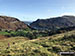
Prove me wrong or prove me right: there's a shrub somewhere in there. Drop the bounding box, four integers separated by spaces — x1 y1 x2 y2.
16 31 26 36
41 44 50 47
61 34 75 41
40 53 48 56
52 47 61 53
26 32 35 39
33 49 40 53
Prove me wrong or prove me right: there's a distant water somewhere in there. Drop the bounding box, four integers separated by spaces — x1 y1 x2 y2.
23 21 32 26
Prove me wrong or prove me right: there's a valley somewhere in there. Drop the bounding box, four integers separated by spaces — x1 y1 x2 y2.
0 15 75 56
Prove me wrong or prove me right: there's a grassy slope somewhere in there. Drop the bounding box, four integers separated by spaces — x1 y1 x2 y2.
0 31 9 35
0 30 75 56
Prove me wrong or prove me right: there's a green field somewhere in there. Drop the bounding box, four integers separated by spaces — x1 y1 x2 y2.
0 31 9 35
0 30 75 56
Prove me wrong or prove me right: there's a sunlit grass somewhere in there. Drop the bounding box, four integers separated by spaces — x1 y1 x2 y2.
0 30 75 56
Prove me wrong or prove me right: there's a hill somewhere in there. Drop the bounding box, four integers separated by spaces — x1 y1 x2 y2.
0 16 28 31
30 15 75 30
0 30 75 56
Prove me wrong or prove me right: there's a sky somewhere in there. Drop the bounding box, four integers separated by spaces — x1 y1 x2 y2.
0 0 75 21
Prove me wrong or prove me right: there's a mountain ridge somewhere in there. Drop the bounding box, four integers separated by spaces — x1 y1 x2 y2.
30 15 75 30
0 16 28 30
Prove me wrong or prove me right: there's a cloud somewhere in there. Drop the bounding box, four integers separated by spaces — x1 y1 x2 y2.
59 12 75 16
61 6 65 10
48 9 51 12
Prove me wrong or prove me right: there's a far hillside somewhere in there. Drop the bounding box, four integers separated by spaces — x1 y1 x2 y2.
0 16 28 31
30 15 75 30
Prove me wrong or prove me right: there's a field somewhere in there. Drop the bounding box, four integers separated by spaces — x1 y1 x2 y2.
0 30 75 56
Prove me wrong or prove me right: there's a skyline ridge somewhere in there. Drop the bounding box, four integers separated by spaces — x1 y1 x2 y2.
0 0 75 21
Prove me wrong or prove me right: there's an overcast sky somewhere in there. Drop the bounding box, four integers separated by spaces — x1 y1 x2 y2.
0 0 75 21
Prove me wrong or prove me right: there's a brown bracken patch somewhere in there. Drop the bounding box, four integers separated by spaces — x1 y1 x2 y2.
0 35 8 40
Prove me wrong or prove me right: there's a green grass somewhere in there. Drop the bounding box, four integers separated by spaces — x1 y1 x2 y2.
0 31 9 35
0 30 75 56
